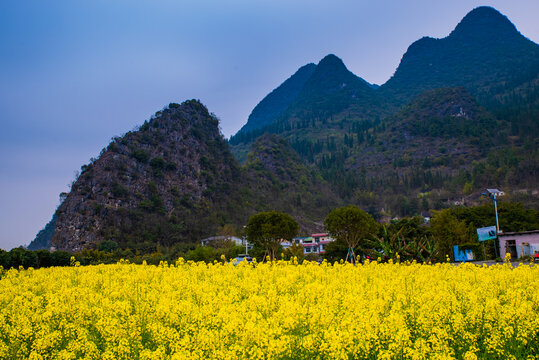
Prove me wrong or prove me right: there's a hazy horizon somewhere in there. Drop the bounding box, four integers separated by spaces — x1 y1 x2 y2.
1 0 538 250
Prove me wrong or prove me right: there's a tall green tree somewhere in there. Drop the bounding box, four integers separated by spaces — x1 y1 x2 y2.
430 209 474 260
245 211 299 260
324 205 379 263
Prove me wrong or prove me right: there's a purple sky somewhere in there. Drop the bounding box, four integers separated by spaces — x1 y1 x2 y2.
1 0 538 250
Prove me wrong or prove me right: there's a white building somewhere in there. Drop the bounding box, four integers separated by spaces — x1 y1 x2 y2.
498 230 539 259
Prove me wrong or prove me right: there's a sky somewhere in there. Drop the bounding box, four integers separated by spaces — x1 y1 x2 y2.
1 0 538 250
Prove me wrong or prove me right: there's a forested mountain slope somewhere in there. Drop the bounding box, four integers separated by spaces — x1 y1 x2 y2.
229 6 539 217
32 7 538 252
237 63 316 135
381 6 539 108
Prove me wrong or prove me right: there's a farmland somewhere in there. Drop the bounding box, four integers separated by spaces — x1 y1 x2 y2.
1 259 538 359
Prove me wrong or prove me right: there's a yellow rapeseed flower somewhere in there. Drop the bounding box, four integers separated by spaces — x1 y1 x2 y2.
0 260 537 359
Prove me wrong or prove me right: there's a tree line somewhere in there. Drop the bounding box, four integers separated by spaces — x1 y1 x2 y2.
3 202 538 271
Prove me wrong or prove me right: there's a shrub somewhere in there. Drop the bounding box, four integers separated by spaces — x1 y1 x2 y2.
98 240 119 253
36 250 52 268
111 182 129 198
50 251 72 267
131 149 150 163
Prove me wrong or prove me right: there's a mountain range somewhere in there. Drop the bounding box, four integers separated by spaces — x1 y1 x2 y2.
229 5 538 214
30 6 539 252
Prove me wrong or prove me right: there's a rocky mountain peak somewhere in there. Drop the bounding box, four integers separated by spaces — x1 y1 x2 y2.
235 63 316 136
51 100 242 252
316 54 346 70
449 6 519 40
308 54 371 89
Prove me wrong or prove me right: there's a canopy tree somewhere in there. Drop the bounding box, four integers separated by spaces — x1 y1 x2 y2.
245 211 299 260
430 209 474 261
324 205 379 263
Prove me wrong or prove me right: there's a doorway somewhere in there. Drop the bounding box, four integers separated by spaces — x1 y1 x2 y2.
505 240 518 259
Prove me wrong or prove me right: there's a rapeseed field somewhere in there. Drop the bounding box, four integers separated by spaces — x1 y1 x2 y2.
0 259 537 359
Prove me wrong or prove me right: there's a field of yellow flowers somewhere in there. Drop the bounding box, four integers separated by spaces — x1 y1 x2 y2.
0 259 538 360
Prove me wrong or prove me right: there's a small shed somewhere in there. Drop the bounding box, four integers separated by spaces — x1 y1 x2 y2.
498 230 539 259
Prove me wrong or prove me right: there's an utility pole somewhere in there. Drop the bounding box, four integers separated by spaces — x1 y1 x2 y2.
481 189 505 259
494 192 500 235
243 225 248 256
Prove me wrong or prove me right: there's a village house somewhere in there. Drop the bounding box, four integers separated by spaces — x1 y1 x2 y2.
497 230 539 259
293 233 336 255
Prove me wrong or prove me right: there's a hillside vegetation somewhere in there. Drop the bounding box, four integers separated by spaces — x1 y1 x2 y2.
30 6 539 252
229 6 539 217
42 101 338 252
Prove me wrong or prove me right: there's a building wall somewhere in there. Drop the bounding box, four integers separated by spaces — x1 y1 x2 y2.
498 233 539 259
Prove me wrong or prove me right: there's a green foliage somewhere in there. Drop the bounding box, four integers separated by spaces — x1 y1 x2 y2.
5 247 38 268
98 240 119 253
430 209 475 261
399 88 501 148
388 216 431 241
244 134 342 225
0 248 72 269
0 242 238 269
184 244 243 263
366 222 439 263
245 211 299 260
131 149 150 163
283 243 304 261
472 146 539 193
184 246 219 262
447 202 539 233
324 205 379 261
150 157 166 177
139 120 150 132
35 249 52 267
323 238 349 263
323 215 439 263
111 182 129 198
282 54 378 124
50 251 72 266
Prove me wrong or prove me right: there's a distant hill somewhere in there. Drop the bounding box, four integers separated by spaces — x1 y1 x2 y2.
281 54 378 121
230 54 385 147
231 6 538 146
27 214 57 250
33 6 539 252
381 6 539 104
228 6 539 217
46 101 339 252
244 134 342 233
397 87 501 145
52 100 247 252
236 63 316 135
